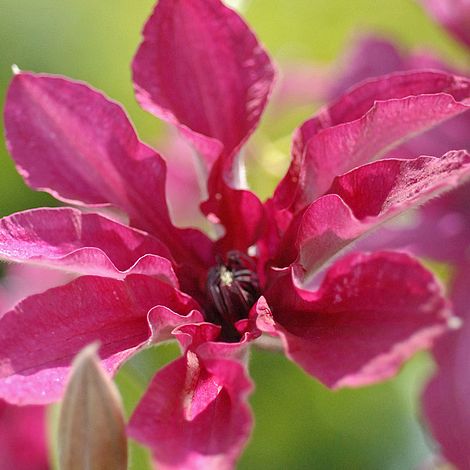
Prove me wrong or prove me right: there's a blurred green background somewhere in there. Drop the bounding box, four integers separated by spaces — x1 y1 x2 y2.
1 0 465 468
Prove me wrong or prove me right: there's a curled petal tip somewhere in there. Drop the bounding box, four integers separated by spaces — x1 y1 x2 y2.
11 64 20 75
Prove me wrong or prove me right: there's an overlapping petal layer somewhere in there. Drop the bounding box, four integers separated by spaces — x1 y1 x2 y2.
274 152 470 279
0 207 177 284
0 275 198 404
259 252 451 389
274 71 470 211
129 349 252 470
4 72 214 270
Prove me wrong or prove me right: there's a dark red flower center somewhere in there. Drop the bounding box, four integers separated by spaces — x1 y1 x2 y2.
206 251 260 340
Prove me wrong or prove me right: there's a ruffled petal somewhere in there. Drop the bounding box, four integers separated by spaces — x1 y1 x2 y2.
4 71 214 270
0 275 198 404
275 152 470 280
128 353 252 470
132 0 275 165
259 252 452 389
274 71 470 211
0 207 177 284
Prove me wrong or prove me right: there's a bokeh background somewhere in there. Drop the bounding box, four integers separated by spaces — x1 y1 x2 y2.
1 1 467 468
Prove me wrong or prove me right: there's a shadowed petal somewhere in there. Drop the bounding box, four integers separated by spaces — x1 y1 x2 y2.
128 353 252 470
259 252 452 389
422 0 470 49
274 71 470 211
0 400 49 470
201 183 266 252
0 275 198 405
0 207 177 284
422 308 470 470
132 0 275 164
274 152 470 280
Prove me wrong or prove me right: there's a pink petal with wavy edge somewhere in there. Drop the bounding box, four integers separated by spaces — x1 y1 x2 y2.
0 275 198 405
423 313 470 469
4 72 214 270
275 152 470 279
0 207 177 284
259 252 452 389
274 71 470 211
147 306 205 343
173 322 256 363
129 353 252 470
0 400 49 470
328 34 470 158
132 0 275 166
423 0 470 48
330 34 462 96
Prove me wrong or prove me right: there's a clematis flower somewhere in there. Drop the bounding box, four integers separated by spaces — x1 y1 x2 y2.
2 1 470 468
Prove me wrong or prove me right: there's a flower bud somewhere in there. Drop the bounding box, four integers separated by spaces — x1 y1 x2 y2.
58 344 128 470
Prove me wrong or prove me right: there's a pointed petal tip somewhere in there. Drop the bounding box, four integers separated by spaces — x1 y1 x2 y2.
11 64 21 75
71 342 100 367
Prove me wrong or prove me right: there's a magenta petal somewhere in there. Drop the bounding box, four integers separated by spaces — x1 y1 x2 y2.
0 207 177 284
202 184 266 252
276 152 470 277
261 252 452 389
0 401 49 470
147 306 205 343
4 72 214 265
5 72 168 219
423 0 470 49
274 71 470 211
132 0 275 163
129 354 252 470
0 275 198 404
174 322 254 363
422 314 470 469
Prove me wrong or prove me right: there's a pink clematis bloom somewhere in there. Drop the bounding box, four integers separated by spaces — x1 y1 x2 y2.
325 28 470 470
2 1 470 467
